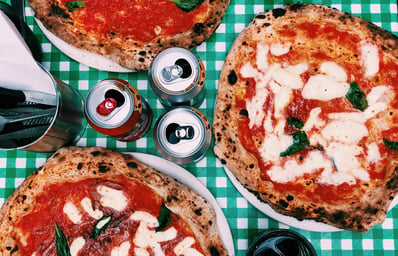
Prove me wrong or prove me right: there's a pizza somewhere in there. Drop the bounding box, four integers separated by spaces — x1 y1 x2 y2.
213 3 398 232
0 147 228 255
27 0 230 71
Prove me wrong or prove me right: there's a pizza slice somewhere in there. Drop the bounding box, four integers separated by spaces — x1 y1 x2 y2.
0 147 228 255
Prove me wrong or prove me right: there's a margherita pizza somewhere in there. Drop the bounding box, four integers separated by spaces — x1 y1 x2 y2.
27 0 230 70
0 147 228 255
213 3 398 232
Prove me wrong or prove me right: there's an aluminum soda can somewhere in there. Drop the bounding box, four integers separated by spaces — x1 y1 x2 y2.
153 106 211 165
84 79 152 142
148 47 206 108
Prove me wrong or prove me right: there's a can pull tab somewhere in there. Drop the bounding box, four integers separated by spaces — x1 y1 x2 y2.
161 58 192 82
166 123 194 144
97 98 117 116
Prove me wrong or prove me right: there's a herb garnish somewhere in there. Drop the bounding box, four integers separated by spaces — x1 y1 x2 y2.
156 203 171 232
383 138 398 150
65 1 85 12
287 117 304 129
54 223 71 256
90 215 113 239
346 82 368 111
280 131 310 157
172 0 204 12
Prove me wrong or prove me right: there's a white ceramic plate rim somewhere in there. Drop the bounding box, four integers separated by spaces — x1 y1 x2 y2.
35 18 134 73
223 163 398 232
128 152 235 255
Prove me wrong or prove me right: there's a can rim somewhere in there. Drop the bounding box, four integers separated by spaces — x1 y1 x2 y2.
153 106 211 165
84 79 134 129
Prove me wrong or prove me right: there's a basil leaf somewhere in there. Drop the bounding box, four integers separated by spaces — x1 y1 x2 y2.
346 82 368 111
54 223 71 256
287 117 304 129
383 138 398 150
156 203 171 232
172 0 204 12
90 215 113 239
65 1 85 12
280 131 310 157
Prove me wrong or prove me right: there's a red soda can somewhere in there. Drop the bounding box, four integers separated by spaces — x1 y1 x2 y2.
84 79 152 142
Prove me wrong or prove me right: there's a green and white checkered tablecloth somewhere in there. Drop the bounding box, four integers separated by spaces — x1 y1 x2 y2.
1 0 398 255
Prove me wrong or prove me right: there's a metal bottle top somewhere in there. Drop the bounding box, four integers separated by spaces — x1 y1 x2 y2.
84 80 134 128
150 48 200 94
154 107 211 164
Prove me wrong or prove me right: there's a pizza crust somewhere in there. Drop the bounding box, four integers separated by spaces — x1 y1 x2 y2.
213 3 398 232
27 0 230 71
0 147 227 255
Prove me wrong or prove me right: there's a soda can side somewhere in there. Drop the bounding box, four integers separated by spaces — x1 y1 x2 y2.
84 78 152 142
153 106 211 165
148 47 206 108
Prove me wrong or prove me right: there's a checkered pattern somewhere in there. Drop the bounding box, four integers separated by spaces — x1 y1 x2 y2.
1 0 398 255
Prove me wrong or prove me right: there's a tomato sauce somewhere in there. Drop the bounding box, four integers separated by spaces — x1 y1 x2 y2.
14 177 202 255
62 0 207 42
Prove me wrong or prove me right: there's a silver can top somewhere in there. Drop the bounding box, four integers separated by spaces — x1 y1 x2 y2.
154 106 211 165
150 47 200 94
84 80 134 128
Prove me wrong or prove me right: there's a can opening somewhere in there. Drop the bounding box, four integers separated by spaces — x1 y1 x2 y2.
166 123 194 144
105 89 125 107
175 58 192 79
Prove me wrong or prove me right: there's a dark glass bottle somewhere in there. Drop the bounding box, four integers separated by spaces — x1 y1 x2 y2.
246 229 317 256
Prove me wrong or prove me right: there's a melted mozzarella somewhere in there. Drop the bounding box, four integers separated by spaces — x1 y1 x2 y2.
134 248 150 256
130 211 177 256
302 75 350 101
97 185 128 211
272 68 304 89
270 42 291 56
240 62 258 78
70 237 85 256
81 197 103 220
303 107 324 131
174 237 204 256
111 241 131 256
246 87 269 128
366 143 381 163
63 202 82 224
321 119 368 144
361 41 379 77
267 151 333 183
256 43 269 71
320 62 347 82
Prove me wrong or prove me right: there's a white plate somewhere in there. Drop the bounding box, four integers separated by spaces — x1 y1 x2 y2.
35 18 133 73
223 164 398 232
128 152 235 255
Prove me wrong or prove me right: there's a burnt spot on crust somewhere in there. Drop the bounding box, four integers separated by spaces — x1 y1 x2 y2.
193 23 205 34
239 109 248 117
98 163 110 173
289 3 305 11
286 195 294 201
91 151 102 157
254 14 266 19
209 246 221 256
279 199 289 208
272 8 287 18
138 51 146 56
167 195 179 203
127 162 138 169
194 208 203 216
77 163 83 170
50 4 70 19
227 70 238 85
